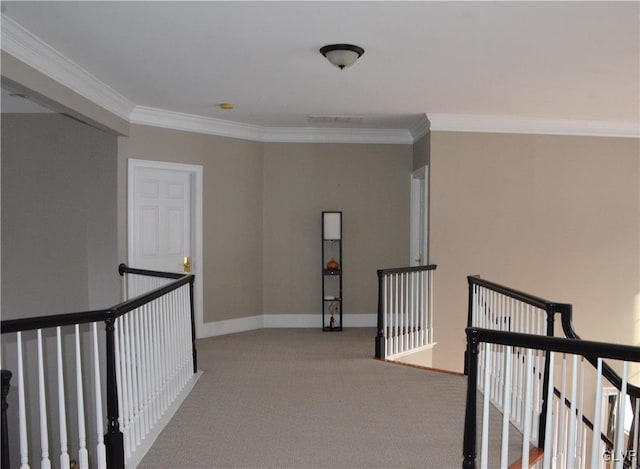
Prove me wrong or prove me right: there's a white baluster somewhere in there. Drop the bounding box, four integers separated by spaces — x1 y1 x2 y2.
556 354 567 466
37 329 52 469
542 351 555 469
165 290 176 406
178 288 185 388
423 271 428 345
420 270 424 346
382 275 388 357
74 325 88 469
115 317 131 459
170 291 177 401
56 327 70 469
590 358 603 469
416 271 422 347
181 287 191 386
521 348 534 468
399 273 405 354
501 346 513 469
632 397 639 468
566 355 579 468
153 298 161 422
411 272 416 349
92 323 107 469
16 332 30 469
614 362 628 469
481 343 492 469
426 270 431 344
143 302 152 428
576 358 585 466
392 274 397 355
134 307 145 439
128 312 141 448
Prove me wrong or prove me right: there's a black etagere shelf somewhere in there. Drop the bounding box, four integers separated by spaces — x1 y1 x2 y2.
322 211 342 331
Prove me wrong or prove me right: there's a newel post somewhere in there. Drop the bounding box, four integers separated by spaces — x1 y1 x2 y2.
1 370 12 469
374 269 385 359
462 328 479 469
104 315 124 468
464 277 479 375
538 304 557 448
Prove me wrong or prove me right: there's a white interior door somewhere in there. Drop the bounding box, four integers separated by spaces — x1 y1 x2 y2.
128 159 203 336
410 166 429 266
131 166 191 273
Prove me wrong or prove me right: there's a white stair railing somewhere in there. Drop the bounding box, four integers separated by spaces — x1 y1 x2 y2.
467 276 570 448
114 275 195 467
375 264 436 360
1 264 197 469
464 328 640 469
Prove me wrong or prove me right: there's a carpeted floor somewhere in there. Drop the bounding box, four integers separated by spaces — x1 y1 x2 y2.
138 328 519 469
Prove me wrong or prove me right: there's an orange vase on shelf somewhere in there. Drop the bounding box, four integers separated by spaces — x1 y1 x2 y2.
326 258 340 270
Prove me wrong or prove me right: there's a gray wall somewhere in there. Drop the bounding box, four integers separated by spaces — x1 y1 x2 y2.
429 131 640 373
1 113 119 318
263 143 413 318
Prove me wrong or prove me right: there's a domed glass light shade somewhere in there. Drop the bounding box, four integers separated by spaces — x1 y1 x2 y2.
320 44 365 70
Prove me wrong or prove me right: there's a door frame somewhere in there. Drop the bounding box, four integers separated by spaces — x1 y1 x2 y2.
410 165 429 266
127 158 204 338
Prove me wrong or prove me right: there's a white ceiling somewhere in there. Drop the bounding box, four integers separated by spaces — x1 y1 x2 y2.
1 1 639 138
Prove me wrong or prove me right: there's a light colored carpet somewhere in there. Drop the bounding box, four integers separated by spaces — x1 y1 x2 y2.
139 328 521 469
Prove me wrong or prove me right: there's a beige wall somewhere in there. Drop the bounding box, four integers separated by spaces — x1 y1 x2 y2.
430 131 640 372
117 124 264 323
1 113 119 318
262 143 413 319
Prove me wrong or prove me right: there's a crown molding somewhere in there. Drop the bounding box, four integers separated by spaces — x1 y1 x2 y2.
1 14 135 120
130 106 268 141
409 114 431 141
262 126 414 144
428 113 639 139
131 106 416 144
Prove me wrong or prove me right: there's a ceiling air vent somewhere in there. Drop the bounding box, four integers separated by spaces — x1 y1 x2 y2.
307 115 365 124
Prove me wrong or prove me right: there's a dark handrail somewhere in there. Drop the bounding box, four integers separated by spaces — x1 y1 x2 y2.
375 264 437 359
463 327 640 469
377 264 437 276
467 275 565 311
118 263 185 280
1 309 111 334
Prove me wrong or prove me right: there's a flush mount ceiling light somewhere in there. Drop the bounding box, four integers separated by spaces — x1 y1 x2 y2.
319 44 365 70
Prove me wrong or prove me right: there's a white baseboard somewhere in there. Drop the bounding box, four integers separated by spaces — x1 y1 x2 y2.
197 313 378 339
197 315 263 338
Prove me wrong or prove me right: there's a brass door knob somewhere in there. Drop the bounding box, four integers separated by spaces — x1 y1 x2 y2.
183 256 192 273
